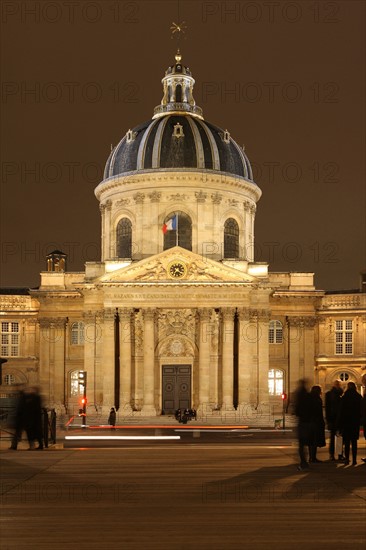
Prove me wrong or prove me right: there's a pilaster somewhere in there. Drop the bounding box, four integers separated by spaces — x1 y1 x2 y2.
221 307 235 409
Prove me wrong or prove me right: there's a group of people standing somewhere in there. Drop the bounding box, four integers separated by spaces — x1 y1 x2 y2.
9 386 44 450
295 379 366 471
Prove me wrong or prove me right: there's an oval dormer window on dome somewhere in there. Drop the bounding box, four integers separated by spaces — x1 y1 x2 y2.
224 218 239 258
116 218 132 258
163 212 192 252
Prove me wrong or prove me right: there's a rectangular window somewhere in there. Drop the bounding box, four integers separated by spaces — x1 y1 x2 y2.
71 322 85 345
269 321 283 344
1 322 20 357
335 320 353 355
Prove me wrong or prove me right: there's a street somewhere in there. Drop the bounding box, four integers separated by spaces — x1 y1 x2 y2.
1 434 365 550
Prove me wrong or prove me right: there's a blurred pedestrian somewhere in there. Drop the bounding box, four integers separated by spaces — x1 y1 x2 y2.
309 385 326 463
108 407 116 429
294 379 313 471
325 379 344 461
23 387 44 450
9 388 26 450
360 392 366 463
339 382 361 465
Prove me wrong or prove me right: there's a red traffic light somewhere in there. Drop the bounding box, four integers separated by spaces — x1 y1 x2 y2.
81 397 87 405
281 393 287 400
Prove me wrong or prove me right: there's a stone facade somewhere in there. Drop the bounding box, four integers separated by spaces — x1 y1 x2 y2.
1 53 365 416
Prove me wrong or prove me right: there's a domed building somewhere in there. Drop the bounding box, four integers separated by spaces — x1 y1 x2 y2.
1 52 365 419
96 51 258 266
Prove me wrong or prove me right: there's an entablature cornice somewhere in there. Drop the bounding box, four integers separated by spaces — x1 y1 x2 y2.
39 317 68 329
271 291 324 299
315 356 366 365
95 170 261 203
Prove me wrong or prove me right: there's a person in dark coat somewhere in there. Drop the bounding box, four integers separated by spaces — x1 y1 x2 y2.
338 382 362 465
108 407 116 429
23 387 44 450
360 392 366 463
9 389 26 450
294 379 313 471
309 385 326 463
325 379 344 461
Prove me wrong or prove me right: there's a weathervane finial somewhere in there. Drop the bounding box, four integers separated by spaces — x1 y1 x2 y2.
170 21 187 42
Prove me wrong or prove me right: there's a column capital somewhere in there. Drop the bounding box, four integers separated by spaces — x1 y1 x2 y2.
221 307 236 321
118 307 134 320
195 191 207 203
148 191 161 203
104 308 116 322
288 315 317 328
197 308 211 321
142 308 155 322
237 307 250 321
133 192 145 204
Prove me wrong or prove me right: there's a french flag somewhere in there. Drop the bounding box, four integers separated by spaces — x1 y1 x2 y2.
162 215 177 234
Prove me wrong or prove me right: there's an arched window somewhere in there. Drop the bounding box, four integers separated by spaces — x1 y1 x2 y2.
175 84 182 102
163 212 192 251
4 373 16 385
71 322 84 345
116 218 132 258
269 320 283 344
70 370 85 397
224 218 239 258
268 369 284 396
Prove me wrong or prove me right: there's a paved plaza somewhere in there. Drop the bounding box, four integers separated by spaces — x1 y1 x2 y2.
1 436 365 550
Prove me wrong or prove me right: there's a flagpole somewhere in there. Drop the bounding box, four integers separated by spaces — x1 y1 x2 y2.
176 212 178 246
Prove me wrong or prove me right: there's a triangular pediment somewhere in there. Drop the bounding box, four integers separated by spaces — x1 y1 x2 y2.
97 247 256 284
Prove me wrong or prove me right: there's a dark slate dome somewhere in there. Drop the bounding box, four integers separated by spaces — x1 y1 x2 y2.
104 116 253 180
103 51 254 182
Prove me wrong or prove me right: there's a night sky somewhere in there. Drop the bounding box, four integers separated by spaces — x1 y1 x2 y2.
1 0 365 291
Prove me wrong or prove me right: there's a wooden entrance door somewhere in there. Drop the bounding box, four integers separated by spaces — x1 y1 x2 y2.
162 365 191 414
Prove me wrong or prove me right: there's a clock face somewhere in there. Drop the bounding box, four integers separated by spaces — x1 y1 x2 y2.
168 261 187 279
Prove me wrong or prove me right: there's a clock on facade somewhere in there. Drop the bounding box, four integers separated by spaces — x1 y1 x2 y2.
167 260 187 279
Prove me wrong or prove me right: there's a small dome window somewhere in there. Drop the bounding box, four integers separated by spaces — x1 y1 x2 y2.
173 123 184 139
223 130 230 143
126 129 136 143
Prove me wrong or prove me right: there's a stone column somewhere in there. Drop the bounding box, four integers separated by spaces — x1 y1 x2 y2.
257 309 270 405
83 310 102 411
39 318 51 407
211 193 223 257
195 191 208 257
249 204 256 262
237 307 252 405
141 308 156 415
303 317 317 382
119 308 133 411
102 308 116 411
244 201 251 261
52 318 66 410
100 200 112 260
148 191 161 256
198 309 211 410
133 193 145 259
209 309 220 408
288 317 303 394
221 307 235 410
360 315 366 361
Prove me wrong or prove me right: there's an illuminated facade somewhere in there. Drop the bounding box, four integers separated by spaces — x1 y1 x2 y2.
1 53 365 416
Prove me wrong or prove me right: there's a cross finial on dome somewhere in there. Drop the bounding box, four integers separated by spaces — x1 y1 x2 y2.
175 49 182 64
